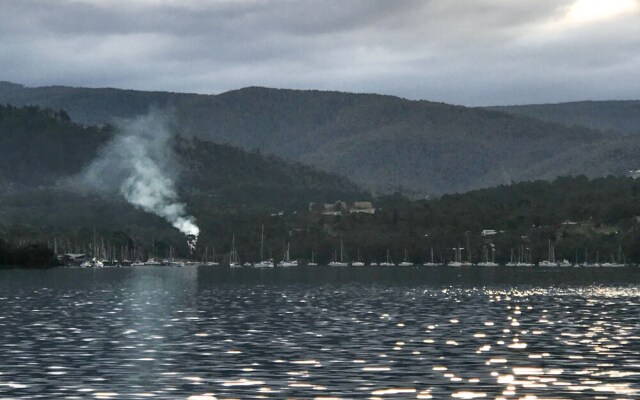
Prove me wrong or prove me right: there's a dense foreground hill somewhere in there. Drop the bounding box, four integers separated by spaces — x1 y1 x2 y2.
3 81 639 196
4 174 640 266
0 105 366 258
0 104 363 205
486 100 640 136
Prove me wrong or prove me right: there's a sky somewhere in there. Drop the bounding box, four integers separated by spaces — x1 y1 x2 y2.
1 0 639 106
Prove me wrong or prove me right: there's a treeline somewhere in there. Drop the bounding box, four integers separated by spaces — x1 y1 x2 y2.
0 104 112 187
186 175 640 265
2 103 640 266
0 240 57 268
4 176 640 265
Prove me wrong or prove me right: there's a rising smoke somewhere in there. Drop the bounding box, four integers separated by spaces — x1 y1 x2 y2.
79 112 199 249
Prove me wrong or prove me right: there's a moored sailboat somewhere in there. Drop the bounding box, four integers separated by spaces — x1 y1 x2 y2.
254 225 274 268
423 247 442 267
328 240 349 267
277 242 298 267
352 248 365 267
398 249 413 267
307 251 318 266
538 240 558 267
447 245 465 267
229 235 242 268
476 245 498 267
380 248 395 267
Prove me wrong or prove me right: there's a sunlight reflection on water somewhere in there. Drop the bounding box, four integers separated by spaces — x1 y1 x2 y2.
0 266 639 398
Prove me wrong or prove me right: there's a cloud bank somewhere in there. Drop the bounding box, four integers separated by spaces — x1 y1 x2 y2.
0 0 639 105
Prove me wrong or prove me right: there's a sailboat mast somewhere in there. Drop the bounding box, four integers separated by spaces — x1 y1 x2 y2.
260 225 264 261
466 232 471 263
231 234 236 263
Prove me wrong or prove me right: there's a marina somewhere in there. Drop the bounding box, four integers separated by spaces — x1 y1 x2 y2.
48 230 636 269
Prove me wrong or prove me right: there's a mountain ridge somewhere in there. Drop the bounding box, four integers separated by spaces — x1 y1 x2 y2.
2 81 639 196
485 100 640 136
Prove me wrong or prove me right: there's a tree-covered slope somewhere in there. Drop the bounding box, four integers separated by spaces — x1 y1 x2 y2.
0 105 111 187
3 82 639 196
485 100 640 136
0 105 365 229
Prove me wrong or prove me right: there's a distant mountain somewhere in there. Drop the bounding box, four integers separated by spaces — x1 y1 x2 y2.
485 100 640 136
2 81 640 195
0 81 200 126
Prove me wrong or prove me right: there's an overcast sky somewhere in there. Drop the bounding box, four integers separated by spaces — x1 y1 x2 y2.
1 0 639 105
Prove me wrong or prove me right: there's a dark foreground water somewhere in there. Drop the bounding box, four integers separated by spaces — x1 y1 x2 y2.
1 266 640 399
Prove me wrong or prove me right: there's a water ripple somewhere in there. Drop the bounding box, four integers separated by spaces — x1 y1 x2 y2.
0 267 639 398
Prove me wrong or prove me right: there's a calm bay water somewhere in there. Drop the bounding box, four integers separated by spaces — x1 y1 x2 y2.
1 266 639 399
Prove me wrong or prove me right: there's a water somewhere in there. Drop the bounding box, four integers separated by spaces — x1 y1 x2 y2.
1 266 639 399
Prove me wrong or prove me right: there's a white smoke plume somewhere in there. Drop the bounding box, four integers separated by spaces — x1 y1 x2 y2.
79 112 200 242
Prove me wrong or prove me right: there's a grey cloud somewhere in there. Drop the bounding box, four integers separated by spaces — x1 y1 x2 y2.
0 0 638 105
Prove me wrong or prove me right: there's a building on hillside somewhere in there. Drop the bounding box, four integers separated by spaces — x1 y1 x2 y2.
315 201 376 216
349 201 376 214
322 201 347 216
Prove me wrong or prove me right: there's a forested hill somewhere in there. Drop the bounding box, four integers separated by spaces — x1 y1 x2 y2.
0 81 201 125
3 81 640 196
0 104 366 255
485 100 640 136
0 105 111 187
0 104 365 207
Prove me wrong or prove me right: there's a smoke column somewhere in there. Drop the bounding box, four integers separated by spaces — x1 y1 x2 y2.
80 112 199 247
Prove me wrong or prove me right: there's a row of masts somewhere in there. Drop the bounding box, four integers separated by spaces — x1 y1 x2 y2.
43 225 629 266
47 235 629 266
49 236 149 263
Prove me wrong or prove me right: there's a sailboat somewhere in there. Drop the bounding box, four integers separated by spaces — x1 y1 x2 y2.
398 249 413 267
254 225 274 268
538 240 559 267
580 248 589 267
516 245 534 267
506 248 517 267
557 259 572 267
586 250 602 267
229 235 242 268
278 242 298 267
80 257 104 268
352 248 365 267
203 245 220 266
461 233 473 266
307 251 318 267
476 245 498 267
380 248 395 267
167 245 184 267
81 228 105 267
602 245 626 267
328 240 349 267
447 245 464 267
423 247 442 267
